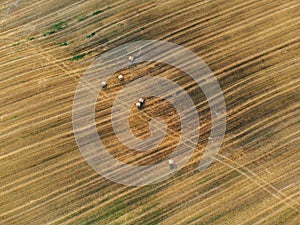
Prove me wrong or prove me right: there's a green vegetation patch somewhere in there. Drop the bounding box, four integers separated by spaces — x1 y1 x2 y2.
43 30 56 36
27 36 35 41
70 53 86 61
53 21 66 30
77 15 85 22
12 42 20 46
92 10 103 16
43 21 67 36
86 32 96 38
59 41 69 46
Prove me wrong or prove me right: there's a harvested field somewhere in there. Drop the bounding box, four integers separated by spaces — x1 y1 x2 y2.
0 0 299 224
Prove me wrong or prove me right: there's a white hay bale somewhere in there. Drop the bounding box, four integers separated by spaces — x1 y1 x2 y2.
138 98 145 103
118 75 124 81
101 81 107 88
168 159 175 169
136 102 142 109
128 55 134 62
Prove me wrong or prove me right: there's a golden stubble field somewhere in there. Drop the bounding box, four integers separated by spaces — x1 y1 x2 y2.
0 0 299 224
